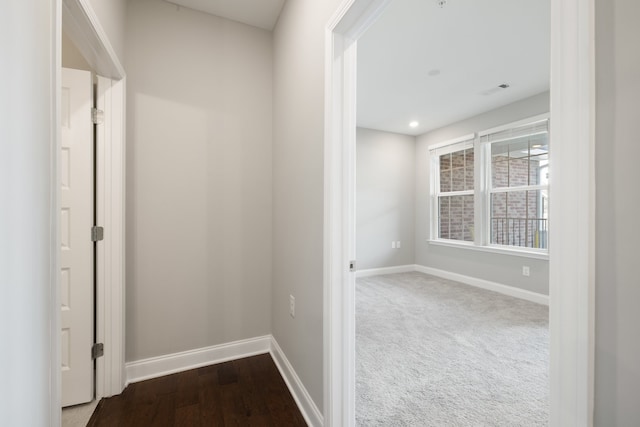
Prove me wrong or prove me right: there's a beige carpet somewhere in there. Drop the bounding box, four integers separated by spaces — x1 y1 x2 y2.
356 272 549 426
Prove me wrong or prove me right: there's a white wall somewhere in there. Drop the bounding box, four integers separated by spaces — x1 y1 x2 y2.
357 128 415 270
0 1 57 425
594 0 640 423
124 0 273 362
87 0 126 62
272 0 343 411
415 92 550 295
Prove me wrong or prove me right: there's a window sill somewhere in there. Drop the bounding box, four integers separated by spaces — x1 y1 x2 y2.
427 239 549 260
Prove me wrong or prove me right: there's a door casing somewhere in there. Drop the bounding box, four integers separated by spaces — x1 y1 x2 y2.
323 0 596 425
54 0 127 415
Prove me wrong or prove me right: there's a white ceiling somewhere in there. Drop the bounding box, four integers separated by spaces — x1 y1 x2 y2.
164 0 285 30
357 0 550 136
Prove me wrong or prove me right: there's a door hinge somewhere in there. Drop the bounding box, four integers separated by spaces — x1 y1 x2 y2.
92 343 104 359
92 108 104 125
91 226 104 242
349 260 356 272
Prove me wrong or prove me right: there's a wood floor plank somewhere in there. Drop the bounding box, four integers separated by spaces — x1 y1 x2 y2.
175 369 200 408
175 403 201 427
88 381 137 427
251 356 303 423
146 372 179 396
146 393 176 427
221 382 251 425
236 357 271 420
217 360 239 385
198 372 225 425
87 354 307 426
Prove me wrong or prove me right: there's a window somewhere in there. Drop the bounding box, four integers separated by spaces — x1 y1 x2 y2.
483 118 549 250
430 135 475 243
429 116 549 254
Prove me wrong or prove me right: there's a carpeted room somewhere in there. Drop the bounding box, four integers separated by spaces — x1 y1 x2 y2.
354 0 550 424
355 272 548 425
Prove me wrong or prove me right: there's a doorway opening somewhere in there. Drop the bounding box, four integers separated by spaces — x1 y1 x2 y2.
55 0 127 419
354 1 551 422
324 0 595 425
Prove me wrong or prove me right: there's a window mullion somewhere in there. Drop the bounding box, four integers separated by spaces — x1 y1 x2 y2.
438 190 474 197
490 184 549 194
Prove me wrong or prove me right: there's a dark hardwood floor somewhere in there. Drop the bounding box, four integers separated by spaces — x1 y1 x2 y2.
88 354 307 426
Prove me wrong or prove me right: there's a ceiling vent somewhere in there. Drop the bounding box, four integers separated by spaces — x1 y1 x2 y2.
482 83 511 96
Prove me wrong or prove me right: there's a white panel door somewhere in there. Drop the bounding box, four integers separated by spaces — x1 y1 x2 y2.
61 68 94 407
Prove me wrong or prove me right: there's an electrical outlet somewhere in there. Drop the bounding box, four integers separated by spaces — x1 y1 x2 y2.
522 266 530 277
396 241 401 249
289 295 295 318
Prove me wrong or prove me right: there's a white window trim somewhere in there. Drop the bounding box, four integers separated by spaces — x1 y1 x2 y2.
427 238 550 260
429 135 476 244
490 184 549 193
482 116 550 251
428 133 475 151
478 113 550 138
428 115 550 257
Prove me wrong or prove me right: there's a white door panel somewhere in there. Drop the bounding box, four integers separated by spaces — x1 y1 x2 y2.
61 67 94 407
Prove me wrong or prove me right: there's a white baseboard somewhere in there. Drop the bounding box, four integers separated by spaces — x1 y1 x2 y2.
414 264 549 306
270 338 323 427
124 335 322 427
356 264 415 278
125 335 271 384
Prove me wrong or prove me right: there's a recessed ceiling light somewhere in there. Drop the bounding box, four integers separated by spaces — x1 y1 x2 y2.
409 121 419 128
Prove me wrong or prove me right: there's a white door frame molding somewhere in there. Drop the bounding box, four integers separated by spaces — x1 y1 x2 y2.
323 2 391 425
323 1 596 426
548 0 596 424
94 75 126 400
62 0 125 80
59 0 127 404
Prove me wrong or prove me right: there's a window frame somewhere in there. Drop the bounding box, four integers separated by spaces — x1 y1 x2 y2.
428 114 550 258
429 134 476 246
481 114 550 254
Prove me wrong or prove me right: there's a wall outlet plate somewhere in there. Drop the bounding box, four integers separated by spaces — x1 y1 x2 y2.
522 266 530 277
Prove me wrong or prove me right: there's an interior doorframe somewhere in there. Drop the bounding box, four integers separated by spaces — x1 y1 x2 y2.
57 0 127 407
323 0 596 426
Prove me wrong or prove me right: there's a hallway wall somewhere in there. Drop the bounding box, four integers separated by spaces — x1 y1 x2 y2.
125 0 273 362
594 0 640 423
272 0 344 411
